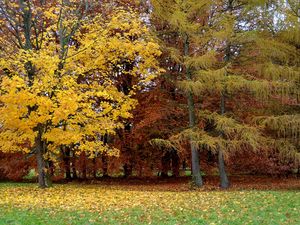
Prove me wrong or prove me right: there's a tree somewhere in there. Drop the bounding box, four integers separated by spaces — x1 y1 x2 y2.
174 0 300 186
150 0 299 188
0 1 161 187
248 0 300 170
150 0 223 186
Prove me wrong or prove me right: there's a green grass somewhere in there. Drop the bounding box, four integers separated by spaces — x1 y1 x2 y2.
0 183 299 225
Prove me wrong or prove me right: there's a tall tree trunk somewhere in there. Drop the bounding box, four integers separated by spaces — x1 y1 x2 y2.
217 39 231 188
21 1 49 187
184 35 203 187
188 92 203 186
218 88 229 188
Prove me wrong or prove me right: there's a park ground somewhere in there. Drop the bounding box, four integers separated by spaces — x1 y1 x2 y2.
0 176 299 225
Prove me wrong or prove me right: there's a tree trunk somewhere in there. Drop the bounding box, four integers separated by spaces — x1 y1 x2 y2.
48 160 55 177
69 150 77 179
218 147 229 188
82 152 87 180
207 150 215 165
64 147 71 180
93 158 97 179
36 146 46 188
35 128 51 188
218 90 230 188
190 142 202 186
123 163 132 178
184 35 203 187
217 41 230 188
182 159 187 171
138 165 143 177
161 152 170 178
171 150 180 177
71 158 77 179
102 154 109 177
188 83 203 186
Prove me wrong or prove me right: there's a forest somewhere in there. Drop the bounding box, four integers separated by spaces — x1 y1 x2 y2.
0 0 300 187
0 0 299 224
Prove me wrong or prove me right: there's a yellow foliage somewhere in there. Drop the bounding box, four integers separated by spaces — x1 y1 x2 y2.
0 6 161 158
0 184 231 213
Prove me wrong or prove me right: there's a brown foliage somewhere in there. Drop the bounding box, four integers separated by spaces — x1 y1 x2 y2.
0 153 33 181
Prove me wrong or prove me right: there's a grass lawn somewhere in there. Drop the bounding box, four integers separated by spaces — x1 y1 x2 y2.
0 182 299 225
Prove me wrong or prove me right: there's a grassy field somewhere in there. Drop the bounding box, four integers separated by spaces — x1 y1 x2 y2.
0 182 299 225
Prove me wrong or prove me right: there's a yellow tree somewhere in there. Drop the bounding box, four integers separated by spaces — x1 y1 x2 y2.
0 1 161 187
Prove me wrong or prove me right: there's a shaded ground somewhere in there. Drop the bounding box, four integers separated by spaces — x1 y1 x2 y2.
62 175 300 191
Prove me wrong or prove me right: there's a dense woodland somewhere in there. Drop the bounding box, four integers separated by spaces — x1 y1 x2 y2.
0 0 299 188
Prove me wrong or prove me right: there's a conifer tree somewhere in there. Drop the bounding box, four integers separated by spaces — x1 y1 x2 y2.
246 0 300 168
151 0 218 186
150 0 299 187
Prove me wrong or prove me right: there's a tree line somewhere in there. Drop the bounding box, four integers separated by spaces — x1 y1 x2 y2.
0 0 299 188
